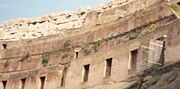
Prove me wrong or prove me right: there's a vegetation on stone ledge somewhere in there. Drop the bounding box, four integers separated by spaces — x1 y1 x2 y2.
83 40 102 55
64 39 72 52
129 24 157 40
61 38 73 59
42 52 49 67
93 40 102 52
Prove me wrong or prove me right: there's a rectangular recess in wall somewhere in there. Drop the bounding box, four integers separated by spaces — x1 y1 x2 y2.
105 58 112 77
129 49 138 73
21 78 26 89
40 76 45 89
75 52 79 59
2 44 7 49
2 81 7 89
83 64 90 82
61 67 68 87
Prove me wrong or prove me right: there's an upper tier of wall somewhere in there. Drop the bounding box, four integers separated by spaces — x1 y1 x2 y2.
0 0 164 41
0 0 176 73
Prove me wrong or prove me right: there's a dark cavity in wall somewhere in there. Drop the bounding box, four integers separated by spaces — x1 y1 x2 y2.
75 52 79 58
21 78 26 89
40 76 45 89
83 64 90 82
129 49 138 74
177 2 180 5
2 81 7 89
2 44 7 49
105 58 112 77
61 67 68 87
156 37 165 41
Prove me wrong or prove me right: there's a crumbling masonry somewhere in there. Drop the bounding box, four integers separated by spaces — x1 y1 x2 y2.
0 0 180 89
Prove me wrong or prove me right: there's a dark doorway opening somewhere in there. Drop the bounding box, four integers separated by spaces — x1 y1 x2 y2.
105 58 112 77
40 76 45 89
83 64 90 82
2 44 7 49
75 52 79 58
61 67 68 87
130 49 138 73
2 81 7 89
21 78 26 89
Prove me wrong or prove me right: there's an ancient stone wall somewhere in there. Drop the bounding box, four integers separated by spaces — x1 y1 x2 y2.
0 0 166 41
0 0 179 89
0 0 173 73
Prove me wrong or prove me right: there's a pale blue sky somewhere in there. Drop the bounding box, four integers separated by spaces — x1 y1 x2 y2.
0 0 109 22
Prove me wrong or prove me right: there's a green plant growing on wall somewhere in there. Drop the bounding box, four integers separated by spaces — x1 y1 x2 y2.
64 39 72 52
148 24 157 32
129 24 157 40
83 40 102 55
61 38 73 59
4 60 9 68
42 53 49 67
93 40 102 52
20 53 30 62
170 3 180 12
129 31 141 40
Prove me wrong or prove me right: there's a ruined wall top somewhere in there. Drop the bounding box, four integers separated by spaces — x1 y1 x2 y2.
0 0 163 41
0 9 90 41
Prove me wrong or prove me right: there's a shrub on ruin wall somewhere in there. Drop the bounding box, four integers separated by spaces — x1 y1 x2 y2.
61 39 73 59
42 53 49 67
64 39 72 52
129 24 157 40
93 40 102 52
83 40 102 55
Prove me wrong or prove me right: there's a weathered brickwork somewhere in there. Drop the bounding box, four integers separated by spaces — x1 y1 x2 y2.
0 0 180 89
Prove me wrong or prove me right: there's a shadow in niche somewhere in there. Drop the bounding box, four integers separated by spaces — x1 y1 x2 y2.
105 58 112 78
21 78 26 89
61 67 68 87
2 44 7 49
2 81 7 89
40 77 45 89
83 64 90 83
129 49 138 74
177 2 180 5
158 41 165 66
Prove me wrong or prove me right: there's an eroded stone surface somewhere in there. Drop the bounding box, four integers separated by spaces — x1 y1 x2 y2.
0 0 144 41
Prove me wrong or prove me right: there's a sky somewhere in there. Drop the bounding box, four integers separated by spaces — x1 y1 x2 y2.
0 0 109 23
